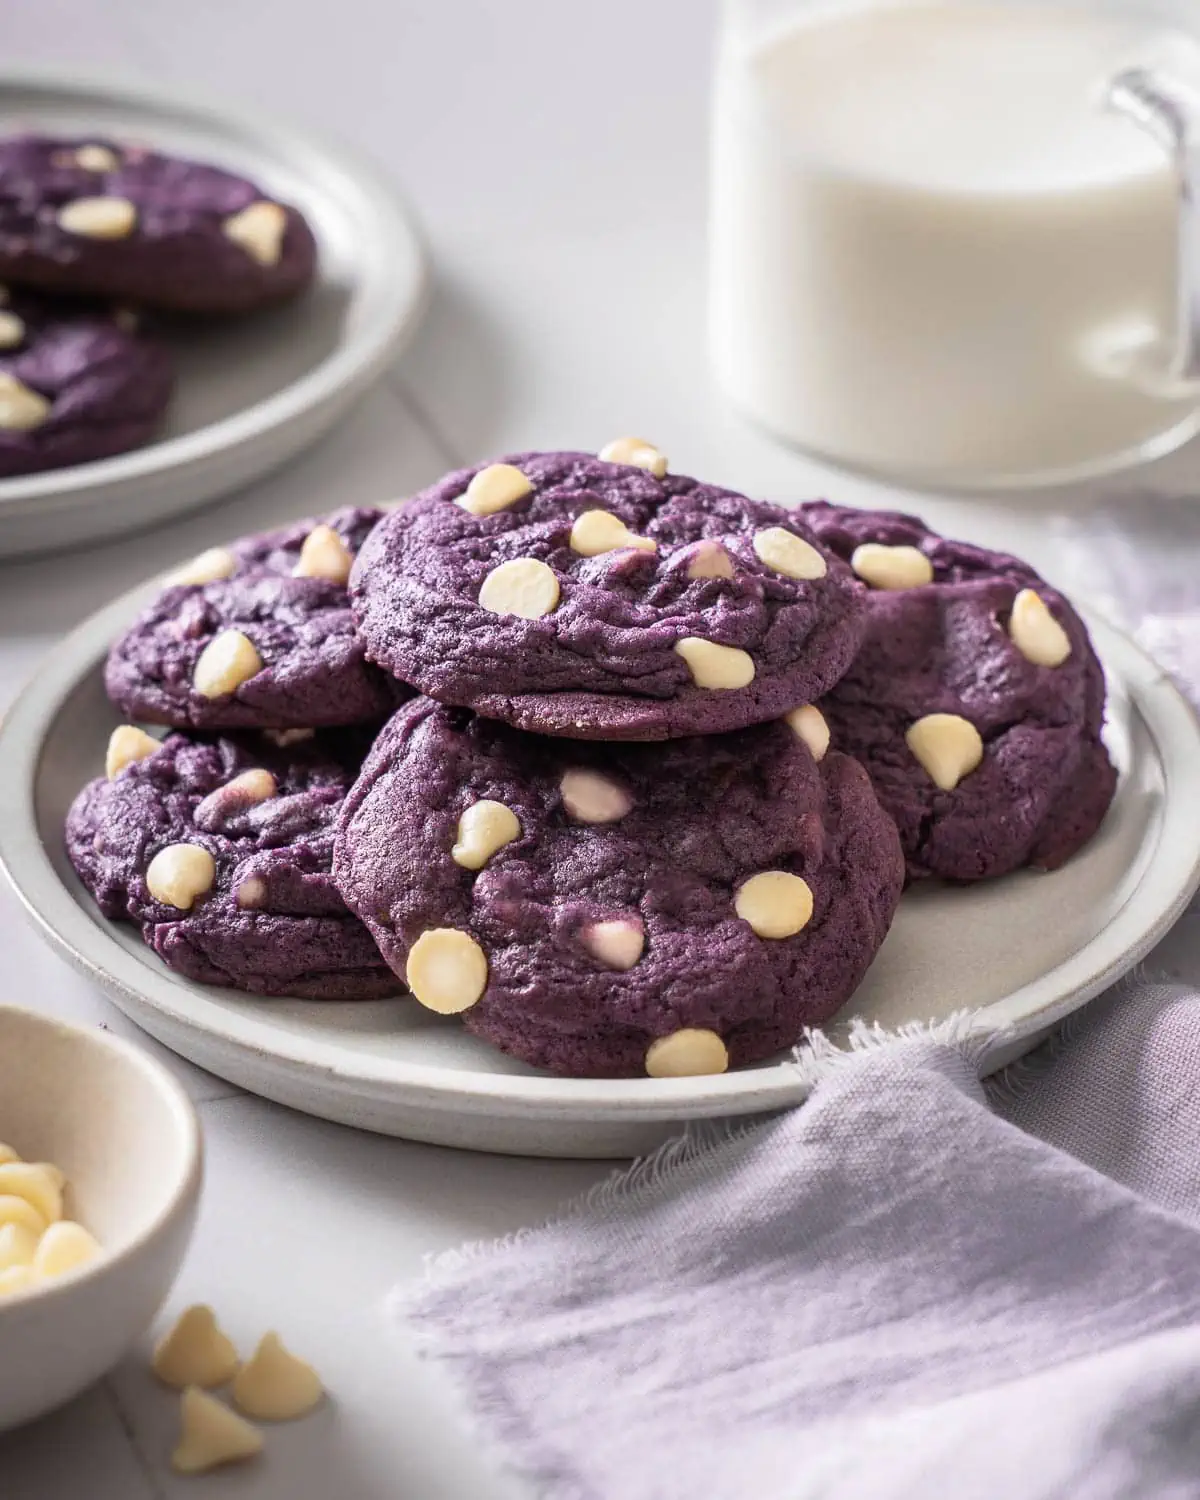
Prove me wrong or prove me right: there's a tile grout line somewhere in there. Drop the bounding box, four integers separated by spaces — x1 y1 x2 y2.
100 1377 169 1500
382 372 467 470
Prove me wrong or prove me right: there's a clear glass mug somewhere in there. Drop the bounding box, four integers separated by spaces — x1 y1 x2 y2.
709 0 1200 489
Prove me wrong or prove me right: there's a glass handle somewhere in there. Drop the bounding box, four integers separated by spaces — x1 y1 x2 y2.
1107 67 1200 384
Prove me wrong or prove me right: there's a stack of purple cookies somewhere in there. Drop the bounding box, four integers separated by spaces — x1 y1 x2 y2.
66 444 1118 1079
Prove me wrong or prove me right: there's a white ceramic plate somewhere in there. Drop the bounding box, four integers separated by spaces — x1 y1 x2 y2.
0 71 428 557
1 583 1198 1159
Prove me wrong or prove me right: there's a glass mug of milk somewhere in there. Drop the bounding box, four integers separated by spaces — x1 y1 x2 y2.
710 0 1200 487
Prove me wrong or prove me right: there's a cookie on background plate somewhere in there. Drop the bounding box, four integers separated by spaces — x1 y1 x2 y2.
66 726 399 1000
105 507 401 731
332 696 904 1078
801 501 1118 883
0 288 173 477
350 446 866 740
0 135 317 314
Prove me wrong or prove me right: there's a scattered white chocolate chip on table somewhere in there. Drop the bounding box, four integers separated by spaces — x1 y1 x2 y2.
293 524 354 584
582 918 645 970
222 201 288 267
457 462 532 516
560 768 633 823
753 527 828 581
172 1387 264 1476
57 195 137 240
735 870 815 939
0 372 50 431
1009 588 1072 667
478 557 561 619
145 844 217 910
193 629 263 698
406 928 489 1014
452 800 521 870
785 705 830 761
569 509 657 557
850 543 934 591
106 724 160 780
167 547 237 587
905 713 984 792
598 436 669 477
153 1304 241 1389
674 637 756 690
645 1028 730 1078
232 1332 324 1422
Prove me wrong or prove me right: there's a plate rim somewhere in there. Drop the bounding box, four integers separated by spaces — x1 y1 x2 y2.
0 66 430 516
1 585 1198 1123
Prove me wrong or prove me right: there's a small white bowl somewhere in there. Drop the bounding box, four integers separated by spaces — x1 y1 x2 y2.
0 1004 202 1431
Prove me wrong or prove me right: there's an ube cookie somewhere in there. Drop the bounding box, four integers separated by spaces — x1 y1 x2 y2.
801 502 1118 883
332 697 904 1078
0 288 172 477
105 507 399 731
350 445 866 740
66 725 398 1000
0 135 316 314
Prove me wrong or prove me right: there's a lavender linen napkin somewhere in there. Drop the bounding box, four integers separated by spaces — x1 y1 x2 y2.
402 982 1200 1500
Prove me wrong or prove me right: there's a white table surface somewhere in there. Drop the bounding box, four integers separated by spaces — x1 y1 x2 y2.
6 2 1200 1496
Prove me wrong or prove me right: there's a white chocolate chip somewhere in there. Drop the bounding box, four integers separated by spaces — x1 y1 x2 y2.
265 728 314 747
222 200 287 266
1009 588 1072 668
166 547 237 587
0 1163 62 1227
851 543 934 591
0 1196 46 1236
193 630 263 698
905 713 984 792
57 195 137 240
37 1162 66 1191
405 928 489 1014
172 1388 263 1476
569 509 657 557
582 918 645 970
784 705 830 762
0 1266 34 1299
452 800 521 870
0 310 24 350
735 870 814 939
195 769 277 827
0 372 50 431
752 527 828 581
106 724 160 780
645 1029 729 1078
58 144 121 172
235 876 267 910
0 1144 17 1167
145 844 217 910
598 436 668 477
674 637 756 690
232 1333 323 1422
154 1305 241 1389
686 541 734 580
560 768 633 823
293 524 353 584
457 463 533 516
33 1221 101 1279
0 1222 37 1272
478 557 560 619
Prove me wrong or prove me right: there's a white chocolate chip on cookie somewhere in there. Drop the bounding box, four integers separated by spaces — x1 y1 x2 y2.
0 311 24 350
686 541 734 580
674 637 755 690
752 527 828 581
457 463 532 516
784 705 830 762
55 144 121 172
406 929 488 1013
905 713 984 792
452 800 521 870
598 437 668 477
478 557 560 619
106 724 160 780
645 1029 729 1078
222 201 287 266
193 630 263 698
1009 589 1071 668
265 728 314 747
166 547 237 587
735 871 814 939
232 1333 323 1422
57 196 137 240
293 524 353 584
235 877 267 910
582 918 645 970
154 1305 241 1390
0 372 50 431
851 543 933 591
172 1388 263 1476
145 845 217 910
569 509 657 557
560 768 633 823
195 769 277 828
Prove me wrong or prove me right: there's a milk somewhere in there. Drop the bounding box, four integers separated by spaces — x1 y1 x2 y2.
710 3 1200 484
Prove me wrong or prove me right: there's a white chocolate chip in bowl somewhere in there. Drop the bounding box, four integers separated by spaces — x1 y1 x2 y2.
0 1222 37 1272
57 195 137 240
478 557 560 619
784 705 830 762
582 918 645 970
752 527 828 581
154 1304 241 1389
0 372 50 431
222 201 288 267
145 844 217 910
905 713 984 792
33 1220 102 1279
674 637 756 690
193 629 263 698
232 1332 324 1421
686 541 735 580
645 1029 729 1078
105 724 160 780
569 509 657 557
0 311 24 351
735 870 815 939
406 928 489 1014
457 463 532 516
560 768 633 823
172 1387 263 1475
293 524 353 584
0 1163 62 1227
851 543 934 591
452 800 521 870
0 1195 45 1236
598 436 669 477
1009 588 1072 668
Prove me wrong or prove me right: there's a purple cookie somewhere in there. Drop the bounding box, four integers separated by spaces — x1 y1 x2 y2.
66 727 398 1000
0 289 172 477
350 450 866 740
0 135 316 314
801 502 1118 883
332 697 904 1078
105 507 399 731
